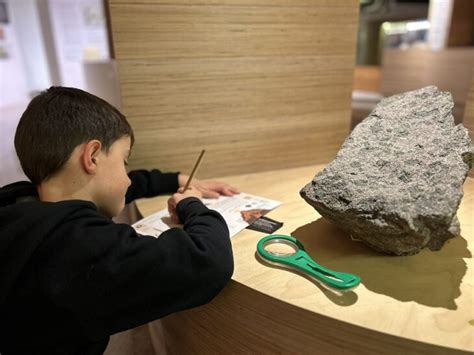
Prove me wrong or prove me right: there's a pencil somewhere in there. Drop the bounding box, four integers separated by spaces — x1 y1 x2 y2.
182 149 206 191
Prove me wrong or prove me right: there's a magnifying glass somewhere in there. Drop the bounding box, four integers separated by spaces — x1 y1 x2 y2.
257 234 361 291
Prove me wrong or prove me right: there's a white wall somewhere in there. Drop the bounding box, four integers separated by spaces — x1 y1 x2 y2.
0 1 30 186
0 4 29 107
428 0 454 51
0 0 116 186
0 105 28 186
48 0 110 89
9 0 52 94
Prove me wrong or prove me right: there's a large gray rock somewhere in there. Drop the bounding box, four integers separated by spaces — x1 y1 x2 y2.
300 86 472 255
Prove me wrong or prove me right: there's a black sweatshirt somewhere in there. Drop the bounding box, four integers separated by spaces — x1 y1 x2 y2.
0 170 233 355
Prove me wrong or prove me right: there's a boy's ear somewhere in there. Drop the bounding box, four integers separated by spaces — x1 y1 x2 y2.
82 140 102 174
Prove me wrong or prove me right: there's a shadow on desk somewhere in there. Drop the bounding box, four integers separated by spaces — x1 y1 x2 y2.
292 218 470 310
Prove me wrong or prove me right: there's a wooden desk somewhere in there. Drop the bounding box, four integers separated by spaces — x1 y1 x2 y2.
136 164 474 354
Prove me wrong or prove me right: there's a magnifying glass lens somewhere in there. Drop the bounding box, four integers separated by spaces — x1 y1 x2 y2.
264 240 298 257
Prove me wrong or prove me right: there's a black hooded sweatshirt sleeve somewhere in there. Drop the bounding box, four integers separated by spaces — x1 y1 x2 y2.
125 169 180 203
0 177 233 354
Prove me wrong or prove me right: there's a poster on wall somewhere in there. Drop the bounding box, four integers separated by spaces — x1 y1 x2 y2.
48 0 110 88
0 0 29 107
0 1 8 23
0 26 8 59
0 1 9 59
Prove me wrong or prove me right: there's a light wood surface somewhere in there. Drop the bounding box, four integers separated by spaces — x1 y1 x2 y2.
108 0 359 178
381 48 474 123
464 69 474 141
136 164 474 354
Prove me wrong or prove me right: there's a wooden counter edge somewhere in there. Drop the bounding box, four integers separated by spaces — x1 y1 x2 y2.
156 280 470 354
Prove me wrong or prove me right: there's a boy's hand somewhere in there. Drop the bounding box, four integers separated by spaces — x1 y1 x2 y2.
193 180 240 198
167 187 203 224
179 174 240 199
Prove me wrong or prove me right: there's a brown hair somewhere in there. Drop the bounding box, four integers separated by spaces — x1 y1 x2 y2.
14 86 134 185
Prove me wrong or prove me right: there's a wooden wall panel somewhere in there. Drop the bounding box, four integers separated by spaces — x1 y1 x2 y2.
447 0 474 47
464 70 474 141
109 1 359 178
381 48 474 124
464 69 474 177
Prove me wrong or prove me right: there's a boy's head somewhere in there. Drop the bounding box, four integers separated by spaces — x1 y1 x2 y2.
15 86 134 185
15 87 135 217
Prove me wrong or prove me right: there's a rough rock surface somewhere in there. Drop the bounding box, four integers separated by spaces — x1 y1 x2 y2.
300 86 472 255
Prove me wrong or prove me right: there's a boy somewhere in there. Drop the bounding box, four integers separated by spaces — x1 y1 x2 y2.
0 86 239 354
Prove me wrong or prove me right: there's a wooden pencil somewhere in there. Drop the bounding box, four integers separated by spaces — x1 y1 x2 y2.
182 149 206 191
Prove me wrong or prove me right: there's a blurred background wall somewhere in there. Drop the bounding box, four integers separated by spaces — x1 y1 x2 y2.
1 0 473 184
352 0 474 129
0 0 119 186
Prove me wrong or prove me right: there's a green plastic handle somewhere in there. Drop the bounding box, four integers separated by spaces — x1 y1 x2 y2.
257 234 361 291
